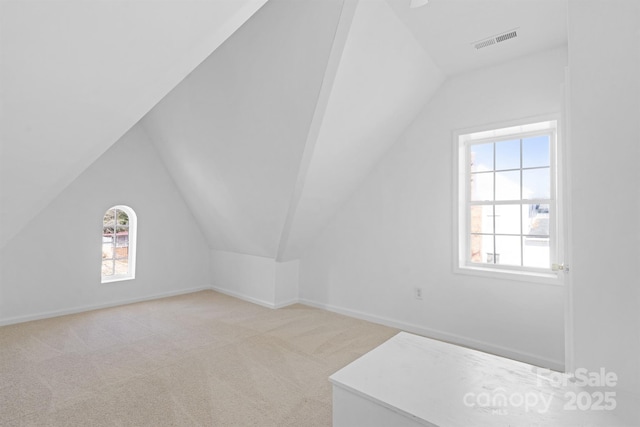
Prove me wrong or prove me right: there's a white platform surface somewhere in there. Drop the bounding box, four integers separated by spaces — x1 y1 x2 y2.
330 332 635 427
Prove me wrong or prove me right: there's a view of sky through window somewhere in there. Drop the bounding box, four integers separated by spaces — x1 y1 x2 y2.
466 129 553 269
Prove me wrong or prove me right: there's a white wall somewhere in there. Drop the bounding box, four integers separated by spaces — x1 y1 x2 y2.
0 124 210 324
299 46 568 369
210 250 299 309
275 259 299 307
567 0 640 399
210 250 276 307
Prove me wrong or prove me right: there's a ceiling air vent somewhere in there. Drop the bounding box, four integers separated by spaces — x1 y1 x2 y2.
473 28 518 50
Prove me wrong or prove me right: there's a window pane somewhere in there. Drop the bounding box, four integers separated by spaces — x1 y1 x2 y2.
495 139 520 170
522 135 550 168
470 143 493 172
495 204 520 235
523 236 550 268
103 209 115 227
116 231 129 250
523 204 550 236
523 168 550 200
471 172 493 201
114 258 129 275
115 245 128 259
470 205 493 234
495 235 521 266
102 235 113 259
102 260 114 276
495 171 520 201
461 123 557 275
117 211 129 226
102 241 114 259
470 234 494 264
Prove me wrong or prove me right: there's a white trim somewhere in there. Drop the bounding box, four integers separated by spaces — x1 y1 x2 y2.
562 66 575 373
0 282 563 371
274 298 300 309
101 205 137 283
455 265 562 286
209 284 298 309
0 286 212 326
101 275 135 284
452 114 564 283
299 298 564 371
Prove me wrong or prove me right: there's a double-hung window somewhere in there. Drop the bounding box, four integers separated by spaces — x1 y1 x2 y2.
455 118 562 282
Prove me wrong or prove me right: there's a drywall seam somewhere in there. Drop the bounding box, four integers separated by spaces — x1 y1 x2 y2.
275 0 359 262
0 286 212 327
299 298 565 371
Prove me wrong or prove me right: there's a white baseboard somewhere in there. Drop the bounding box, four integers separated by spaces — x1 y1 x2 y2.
0 286 213 326
209 285 273 308
0 283 563 372
209 285 299 310
208 285 275 309
274 298 299 309
299 297 564 372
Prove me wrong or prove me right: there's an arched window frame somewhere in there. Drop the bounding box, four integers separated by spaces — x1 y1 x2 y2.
101 205 137 283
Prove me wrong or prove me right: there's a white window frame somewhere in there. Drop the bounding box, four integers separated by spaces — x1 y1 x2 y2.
453 116 564 285
101 205 137 284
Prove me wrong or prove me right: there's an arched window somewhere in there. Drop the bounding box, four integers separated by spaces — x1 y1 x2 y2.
101 205 137 283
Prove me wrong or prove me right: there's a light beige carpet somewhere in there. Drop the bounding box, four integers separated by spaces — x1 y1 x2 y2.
0 290 398 426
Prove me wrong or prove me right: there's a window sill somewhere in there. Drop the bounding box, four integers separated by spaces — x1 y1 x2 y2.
454 265 563 286
101 275 135 284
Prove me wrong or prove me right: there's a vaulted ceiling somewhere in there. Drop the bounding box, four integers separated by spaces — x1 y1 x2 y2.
142 0 347 258
143 0 445 260
0 0 268 248
278 0 444 260
1 0 568 259
386 0 567 75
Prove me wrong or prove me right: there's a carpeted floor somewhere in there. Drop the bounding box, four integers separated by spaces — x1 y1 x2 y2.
0 290 398 426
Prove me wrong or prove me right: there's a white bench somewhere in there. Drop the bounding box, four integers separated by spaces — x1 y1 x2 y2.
330 332 627 426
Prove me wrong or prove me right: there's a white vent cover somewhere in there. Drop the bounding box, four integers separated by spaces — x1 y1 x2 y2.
473 29 518 50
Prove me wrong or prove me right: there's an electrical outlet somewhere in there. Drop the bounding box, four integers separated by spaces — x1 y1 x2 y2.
414 287 423 300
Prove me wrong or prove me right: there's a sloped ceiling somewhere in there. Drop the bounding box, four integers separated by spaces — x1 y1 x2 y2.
278 0 444 260
278 0 567 260
0 0 268 248
2 0 569 261
143 0 445 260
142 0 346 258
385 0 567 75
